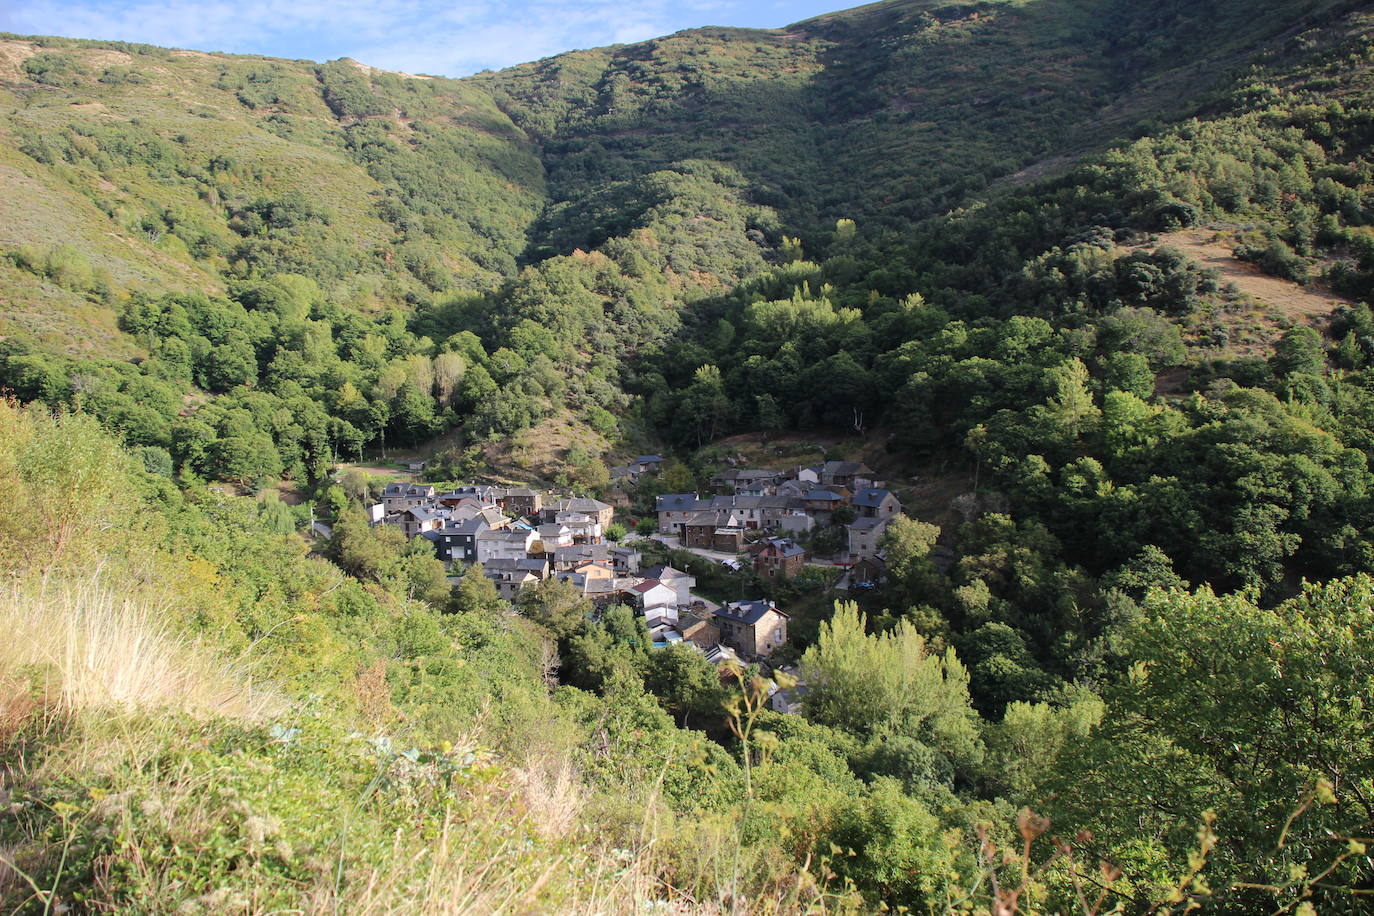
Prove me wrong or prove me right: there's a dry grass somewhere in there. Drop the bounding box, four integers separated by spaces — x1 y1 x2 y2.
0 577 281 729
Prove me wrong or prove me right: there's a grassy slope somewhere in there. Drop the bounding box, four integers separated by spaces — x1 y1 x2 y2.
1 0 1356 356
0 38 548 353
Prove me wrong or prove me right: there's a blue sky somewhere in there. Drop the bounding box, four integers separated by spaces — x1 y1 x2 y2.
0 1 855 77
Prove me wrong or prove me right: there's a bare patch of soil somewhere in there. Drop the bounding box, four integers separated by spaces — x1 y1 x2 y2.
1155 230 1349 323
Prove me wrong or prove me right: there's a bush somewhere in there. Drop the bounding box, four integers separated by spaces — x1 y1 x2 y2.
22 51 87 87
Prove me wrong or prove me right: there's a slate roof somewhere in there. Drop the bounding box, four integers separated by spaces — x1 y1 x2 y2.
758 538 805 558
848 517 886 532
656 494 703 512
804 489 844 502
556 544 609 563
717 600 788 626
822 460 872 476
642 565 691 581
563 497 611 513
383 483 435 497
852 488 895 509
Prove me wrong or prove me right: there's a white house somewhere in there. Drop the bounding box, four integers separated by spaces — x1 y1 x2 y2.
630 579 680 626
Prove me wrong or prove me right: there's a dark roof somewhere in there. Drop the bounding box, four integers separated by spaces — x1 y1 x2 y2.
656 494 702 511
687 511 729 527
805 489 844 502
716 600 788 626
556 543 607 561
758 538 805 558
563 497 611 512
852 488 895 508
714 494 769 508
383 482 435 497
822 460 872 476
848 517 886 532
637 455 665 464
642 565 691 581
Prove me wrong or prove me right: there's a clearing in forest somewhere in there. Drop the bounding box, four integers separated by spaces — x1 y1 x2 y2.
1156 229 1351 322
1146 229 1356 363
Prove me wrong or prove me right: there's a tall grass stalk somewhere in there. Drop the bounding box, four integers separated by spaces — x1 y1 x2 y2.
0 576 280 724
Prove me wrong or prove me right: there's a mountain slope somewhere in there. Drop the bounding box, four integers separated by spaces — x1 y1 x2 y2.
1 0 1361 354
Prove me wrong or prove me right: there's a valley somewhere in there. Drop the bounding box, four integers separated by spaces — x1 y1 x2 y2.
4 0 1374 912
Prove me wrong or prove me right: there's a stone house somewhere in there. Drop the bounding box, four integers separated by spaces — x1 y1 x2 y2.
536 524 574 552
555 511 602 544
679 612 720 649
381 483 437 514
400 506 447 538
713 526 745 553
852 488 901 520
552 543 609 572
656 494 705 535
683 512 723 549
714 600 789 659
819 460 874 491
500 488 543 518
545 497 614 530
609 545 642 575
751 538 807 580
482 559 544 601
848 556 887 588
847 517 888 561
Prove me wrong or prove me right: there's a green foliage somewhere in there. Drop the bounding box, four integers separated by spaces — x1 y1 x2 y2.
7 6 1374 909
801 602 983 778
22 51 87 87
1051 577 1374 911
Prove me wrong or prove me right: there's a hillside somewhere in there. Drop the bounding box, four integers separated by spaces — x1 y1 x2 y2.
0 0 1363 351
6 1 1374 911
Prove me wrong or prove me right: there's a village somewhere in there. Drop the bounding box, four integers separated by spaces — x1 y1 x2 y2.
365 456 904 713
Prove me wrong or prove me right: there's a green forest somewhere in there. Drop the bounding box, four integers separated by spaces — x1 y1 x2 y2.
4 0 1374 912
